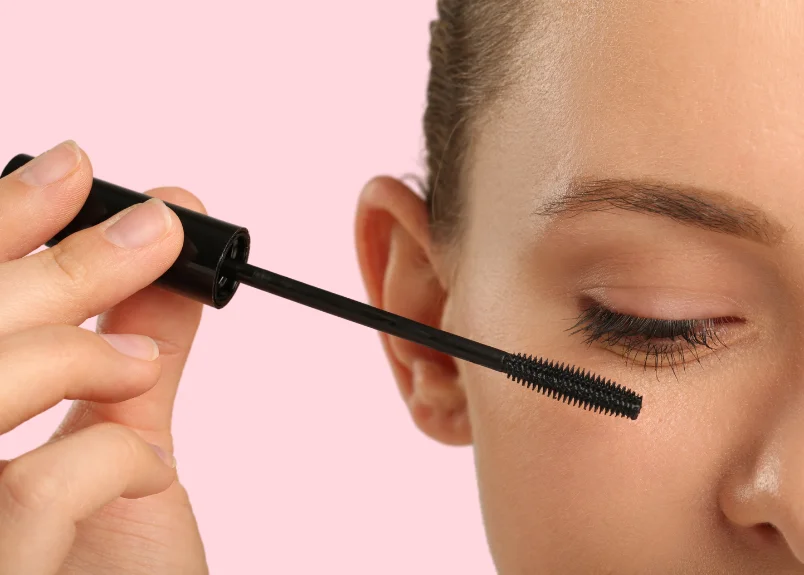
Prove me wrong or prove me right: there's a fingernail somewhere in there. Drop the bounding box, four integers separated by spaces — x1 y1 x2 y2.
148 443 176 468
103 198 173 249
19 141 81 187
100 333 160 361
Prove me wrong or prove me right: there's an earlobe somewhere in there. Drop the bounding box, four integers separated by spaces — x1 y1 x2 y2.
355 176 472 446
408 360 472 446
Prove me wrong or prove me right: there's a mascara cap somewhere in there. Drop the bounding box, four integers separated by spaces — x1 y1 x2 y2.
2 154 250 308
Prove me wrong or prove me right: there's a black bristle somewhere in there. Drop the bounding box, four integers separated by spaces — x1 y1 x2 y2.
501 353 642 420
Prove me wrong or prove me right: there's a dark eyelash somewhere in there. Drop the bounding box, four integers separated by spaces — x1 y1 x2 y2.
567 302 739 377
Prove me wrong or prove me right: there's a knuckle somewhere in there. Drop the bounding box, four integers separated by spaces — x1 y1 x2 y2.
0 461 62 513
45 242 89 287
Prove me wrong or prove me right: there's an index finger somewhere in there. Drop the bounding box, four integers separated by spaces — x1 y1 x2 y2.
0 198 185 335
0 141 93 262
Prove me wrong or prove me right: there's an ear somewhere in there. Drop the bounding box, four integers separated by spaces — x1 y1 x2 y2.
355 176 471 446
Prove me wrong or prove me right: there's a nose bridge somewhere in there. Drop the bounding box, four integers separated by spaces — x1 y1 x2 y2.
720 396 804 562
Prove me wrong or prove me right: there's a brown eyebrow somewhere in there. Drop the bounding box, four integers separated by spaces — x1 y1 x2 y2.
533 178 787 245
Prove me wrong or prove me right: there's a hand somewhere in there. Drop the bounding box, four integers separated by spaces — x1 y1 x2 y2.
0 141 209 574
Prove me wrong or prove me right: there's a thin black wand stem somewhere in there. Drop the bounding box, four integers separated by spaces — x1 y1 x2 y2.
228 262 507 372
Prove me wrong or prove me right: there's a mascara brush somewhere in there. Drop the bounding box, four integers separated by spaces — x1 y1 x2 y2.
2 154 643 420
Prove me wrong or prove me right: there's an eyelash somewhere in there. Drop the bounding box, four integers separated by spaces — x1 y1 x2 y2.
568 302 740 375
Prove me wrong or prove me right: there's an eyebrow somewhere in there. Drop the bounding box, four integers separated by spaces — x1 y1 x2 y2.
533 178 787 245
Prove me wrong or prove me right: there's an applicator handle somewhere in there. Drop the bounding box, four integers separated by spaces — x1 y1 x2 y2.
2 154 251 308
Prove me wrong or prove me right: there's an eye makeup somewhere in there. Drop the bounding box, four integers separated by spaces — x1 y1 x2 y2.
568 298 744 376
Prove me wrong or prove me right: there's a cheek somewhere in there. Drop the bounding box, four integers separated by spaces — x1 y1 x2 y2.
455 291 732 569
465 365 638 566
465 364 716 570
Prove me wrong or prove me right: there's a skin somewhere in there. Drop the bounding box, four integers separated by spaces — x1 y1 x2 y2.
0 141 208 574
356 1 804 573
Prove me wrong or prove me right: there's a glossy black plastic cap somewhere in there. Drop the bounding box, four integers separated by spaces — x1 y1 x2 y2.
2 154 250 308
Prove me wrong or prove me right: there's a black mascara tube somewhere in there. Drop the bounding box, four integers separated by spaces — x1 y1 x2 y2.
2 154 251 308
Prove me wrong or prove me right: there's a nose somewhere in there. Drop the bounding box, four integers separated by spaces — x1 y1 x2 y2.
719 410 804 564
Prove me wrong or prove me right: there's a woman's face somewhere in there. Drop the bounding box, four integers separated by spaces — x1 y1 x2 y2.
447 1 804 572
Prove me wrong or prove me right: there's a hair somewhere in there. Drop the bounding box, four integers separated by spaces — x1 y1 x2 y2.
423 0 537 245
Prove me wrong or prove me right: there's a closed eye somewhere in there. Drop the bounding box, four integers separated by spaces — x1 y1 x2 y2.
567 299 743 377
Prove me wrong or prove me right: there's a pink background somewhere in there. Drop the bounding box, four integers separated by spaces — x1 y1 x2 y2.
0 1 496 573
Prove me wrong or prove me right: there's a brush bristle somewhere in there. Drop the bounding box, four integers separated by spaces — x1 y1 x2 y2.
501 353 642 420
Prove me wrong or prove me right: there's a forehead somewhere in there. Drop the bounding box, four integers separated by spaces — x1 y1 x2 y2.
572 1 804 175
470 0 804 233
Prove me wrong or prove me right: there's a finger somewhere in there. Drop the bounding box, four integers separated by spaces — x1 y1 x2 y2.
0 324 161 435
0 141 93 263
0 422 176 574
0 197 185 335
66 188 206 435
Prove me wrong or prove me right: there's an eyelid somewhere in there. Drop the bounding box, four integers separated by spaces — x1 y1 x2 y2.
579 286 744 320
570 302 744 373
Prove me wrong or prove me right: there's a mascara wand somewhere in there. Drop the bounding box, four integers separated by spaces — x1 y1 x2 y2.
2 154 643 420
230 262 642 419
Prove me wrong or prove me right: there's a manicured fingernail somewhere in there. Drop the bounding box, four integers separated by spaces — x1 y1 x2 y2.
100 333 160 361
19 141 81 187
103 198 173 249
148 443 176 468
